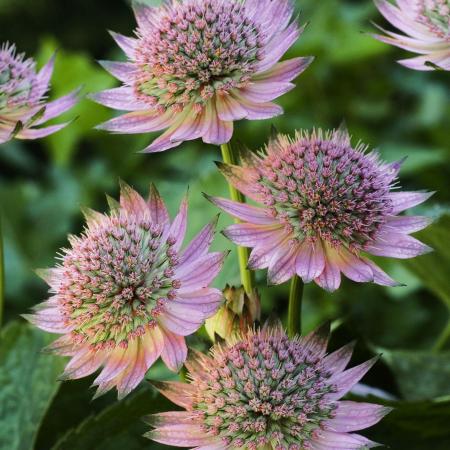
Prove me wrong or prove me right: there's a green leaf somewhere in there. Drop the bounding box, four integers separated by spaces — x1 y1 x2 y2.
363 397 450 449
403 213 450 309
52 385 173 450
378 347 450 401
0 321 64 450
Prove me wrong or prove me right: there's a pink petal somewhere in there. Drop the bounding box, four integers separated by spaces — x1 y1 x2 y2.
178 217 217 268
366 232 432 259
23 308 70 333
385 215 433 233
169 109 207 143
158 308 206 336
160 330 188 372
93 346 128 385
223 223 283 247
172 288 223 317
362 259 401 287
44 334 77 356
36 87 81 124
312 430 380 449
142 327 164 367
132 1 158 31
268 243 299 285
254 57 314 83
321 341 355 374
168 193 188 252
119 180 148 216
239 81 295 103
216 93 247 121
324 401 393 432
146 424 213 447
96 110 174 134
151 380 195 408
201 100 233 145
299 322 330 357
145 411 198 427
399 52 450 71
147 183 170 226
98 60 136 82
33 54 54 99
335 250 374 283
109 31 137 58
389 191 434 214
248 232 290 269
16 123 68 140
231 92 283 119
90 87 148 111
176 252 227 292
315 257 342 292
205 195 276 224
60 349 105 380
327 357 379 401
296 239 326 283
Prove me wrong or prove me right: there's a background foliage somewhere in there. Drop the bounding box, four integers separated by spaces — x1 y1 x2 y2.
0 0 449 448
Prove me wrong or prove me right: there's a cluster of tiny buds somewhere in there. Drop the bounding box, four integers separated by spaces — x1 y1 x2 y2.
56 212 181 350
0 43 37 109
133 0 264 113
254 131 394 251
416 0 450 39
190 331 338 448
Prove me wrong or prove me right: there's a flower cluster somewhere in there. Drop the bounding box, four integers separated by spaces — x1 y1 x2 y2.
373 0 450 70
0 42 79 144
92 0 313 152
25 183 226 399
147 325 390 449
208 128 432 291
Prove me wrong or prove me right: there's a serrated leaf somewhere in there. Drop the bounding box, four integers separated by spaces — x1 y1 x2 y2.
403 213 450 309
51 385 173 450
0 321 64 450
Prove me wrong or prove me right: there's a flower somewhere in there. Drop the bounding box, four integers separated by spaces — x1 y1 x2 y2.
0 42 79 144
91 0 313 152
207 128 433 291
145 324 391 449
24 182 226 399
205 285 261 342
372 0 450 71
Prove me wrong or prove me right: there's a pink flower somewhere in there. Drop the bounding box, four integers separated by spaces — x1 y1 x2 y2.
25 182 226 399
0 42 79 144
146 324 391 449
207 128 433 292
91 0 313 152
373 0 450 70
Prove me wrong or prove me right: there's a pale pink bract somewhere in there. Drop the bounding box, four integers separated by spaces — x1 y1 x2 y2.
25 182 226 399
146 324 391 449
0 42 79 144
373 0 450 70
208 128 433 292
91 0 313 152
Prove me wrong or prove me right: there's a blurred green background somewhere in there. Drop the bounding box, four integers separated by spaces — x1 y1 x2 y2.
1 0 449 449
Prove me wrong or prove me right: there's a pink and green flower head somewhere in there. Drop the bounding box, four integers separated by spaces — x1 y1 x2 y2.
207 128 433 291
0 42 80 144
91 0 313 152
146 324 391 449
25 182 226 399
373 0 450 70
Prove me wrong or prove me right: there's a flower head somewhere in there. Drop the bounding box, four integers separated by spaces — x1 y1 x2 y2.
25 182 226 399
205 285 261 342
146 324 391 449
208 128 433 291
373 0 450 70
91 0 313 152
0 42 79 144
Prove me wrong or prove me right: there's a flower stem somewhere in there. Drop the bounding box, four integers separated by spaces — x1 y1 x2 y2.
0 217 4 327
433 319 450 352
288 275 304 338
220 142 254 296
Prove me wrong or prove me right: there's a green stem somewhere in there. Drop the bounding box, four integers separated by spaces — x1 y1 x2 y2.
220 142 254 296
288 275 304 338
433 319 450 352
0 217 4 327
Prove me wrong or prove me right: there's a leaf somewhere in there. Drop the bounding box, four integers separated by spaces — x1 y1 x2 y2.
403 213 450 309
0 321 64 450
361 397 450 449
51 385 173 450
377 347 450 401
